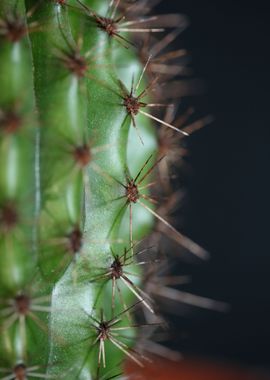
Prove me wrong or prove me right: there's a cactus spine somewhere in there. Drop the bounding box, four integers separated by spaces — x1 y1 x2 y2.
0 0 192 379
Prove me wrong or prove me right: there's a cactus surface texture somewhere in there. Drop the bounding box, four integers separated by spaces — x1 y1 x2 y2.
0 0 204 379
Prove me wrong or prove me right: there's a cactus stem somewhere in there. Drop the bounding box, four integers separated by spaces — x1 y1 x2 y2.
0 0 202 377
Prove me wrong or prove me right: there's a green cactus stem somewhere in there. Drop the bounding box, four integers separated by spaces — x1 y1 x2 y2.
0 0 197 379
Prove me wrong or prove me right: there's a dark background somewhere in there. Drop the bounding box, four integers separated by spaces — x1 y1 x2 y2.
156 0 270 370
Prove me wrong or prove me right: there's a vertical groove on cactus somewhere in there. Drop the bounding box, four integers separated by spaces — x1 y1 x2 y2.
0 0 207 379
0 1 37 298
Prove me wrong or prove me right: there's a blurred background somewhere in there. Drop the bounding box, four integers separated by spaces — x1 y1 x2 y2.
152 0 270 374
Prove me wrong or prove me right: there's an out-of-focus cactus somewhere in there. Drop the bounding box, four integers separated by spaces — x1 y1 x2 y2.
0 1 202 379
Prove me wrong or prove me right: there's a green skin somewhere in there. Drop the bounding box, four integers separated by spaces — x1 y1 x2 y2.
0 0 157 379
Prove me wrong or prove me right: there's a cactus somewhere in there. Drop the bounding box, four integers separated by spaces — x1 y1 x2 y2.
0 0 202 379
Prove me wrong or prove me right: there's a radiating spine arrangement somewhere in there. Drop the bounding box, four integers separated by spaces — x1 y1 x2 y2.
0 0 209 379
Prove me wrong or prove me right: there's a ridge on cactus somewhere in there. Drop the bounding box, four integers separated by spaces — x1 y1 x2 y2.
0 1 211 379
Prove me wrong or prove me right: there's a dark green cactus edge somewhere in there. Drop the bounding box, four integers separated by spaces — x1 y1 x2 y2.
0 0 193 379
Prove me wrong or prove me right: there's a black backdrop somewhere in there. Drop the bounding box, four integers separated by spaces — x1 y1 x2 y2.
155 0 270 369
